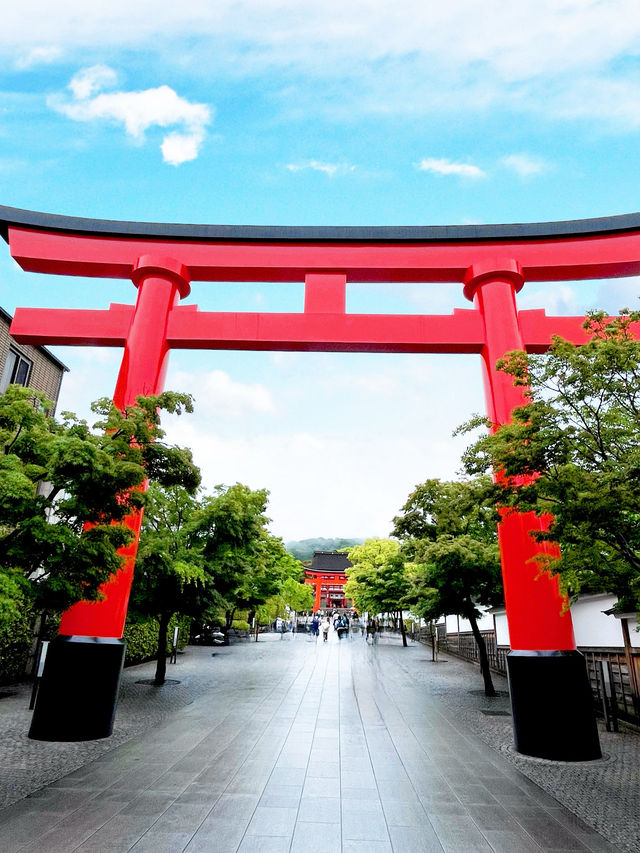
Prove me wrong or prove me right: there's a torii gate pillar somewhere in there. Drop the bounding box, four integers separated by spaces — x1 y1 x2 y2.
28 256 191 742
465 261 600 760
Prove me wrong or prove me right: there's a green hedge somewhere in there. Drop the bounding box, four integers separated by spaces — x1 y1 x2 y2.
0 597 33 685
123 614 191 666
0 605 191 682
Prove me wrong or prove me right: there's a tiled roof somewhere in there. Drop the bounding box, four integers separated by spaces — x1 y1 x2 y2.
308 551 352 572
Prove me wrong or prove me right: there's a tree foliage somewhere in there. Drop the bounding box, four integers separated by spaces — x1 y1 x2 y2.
131 483 206 684
345 538 411 645
191 483 271 632
393 478 502 695
459 310 640 611
0 385 199 616
247 536 310 615
135 479 309 671
187 484 306 639
392 476 498 545
253 546 313 636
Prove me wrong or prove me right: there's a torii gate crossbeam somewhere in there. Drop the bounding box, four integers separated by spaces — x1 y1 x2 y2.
4 204 635 759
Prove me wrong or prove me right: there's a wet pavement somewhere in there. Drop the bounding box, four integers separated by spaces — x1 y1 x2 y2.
0 631 637 852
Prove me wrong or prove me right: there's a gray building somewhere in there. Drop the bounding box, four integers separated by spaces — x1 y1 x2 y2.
0 307 67 410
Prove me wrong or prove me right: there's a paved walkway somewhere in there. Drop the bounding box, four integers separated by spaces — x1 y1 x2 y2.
0 632 638 853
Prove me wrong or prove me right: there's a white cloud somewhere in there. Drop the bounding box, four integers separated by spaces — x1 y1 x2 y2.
502 153 549 177
518 283 583 316
68 65 117 100
161 131 206 166
4 1 639 80
170 369 276 418
48 65 212 165
595 278 640 313
14 45 62 69
417 158 486 179
162 415 473 541
286 160 355 177
55 348 123 422
157 351 485 541
551 75 640 127
4 3 640 124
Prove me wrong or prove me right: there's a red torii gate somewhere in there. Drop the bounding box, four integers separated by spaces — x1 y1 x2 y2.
4 206 636 758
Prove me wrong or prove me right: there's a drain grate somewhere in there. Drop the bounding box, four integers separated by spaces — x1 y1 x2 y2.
481 709 511 716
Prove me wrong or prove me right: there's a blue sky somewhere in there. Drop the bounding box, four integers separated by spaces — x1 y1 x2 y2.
2 1 640 540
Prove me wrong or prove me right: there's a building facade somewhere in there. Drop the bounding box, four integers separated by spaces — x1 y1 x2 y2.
304 550 353 612
0 307 67 409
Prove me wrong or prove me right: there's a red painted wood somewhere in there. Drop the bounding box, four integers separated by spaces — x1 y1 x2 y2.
304 273 346 313
466 262 575 651
58 257 190 638
11 304 133 347
166 308 486 353
9 225 640 282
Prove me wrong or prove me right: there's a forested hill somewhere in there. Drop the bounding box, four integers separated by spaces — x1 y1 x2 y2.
285 538 363 562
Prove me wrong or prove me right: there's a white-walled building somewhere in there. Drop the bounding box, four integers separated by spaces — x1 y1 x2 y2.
490 593 639 651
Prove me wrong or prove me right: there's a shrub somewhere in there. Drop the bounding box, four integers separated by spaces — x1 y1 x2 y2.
122 614 190 666
0 601 33 685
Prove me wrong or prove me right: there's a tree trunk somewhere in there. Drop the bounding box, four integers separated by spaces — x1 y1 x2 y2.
248 610 259 642
398 611 408 647
223 608 235 646
430 621 438 662
468 611 496 697
154 612 171 686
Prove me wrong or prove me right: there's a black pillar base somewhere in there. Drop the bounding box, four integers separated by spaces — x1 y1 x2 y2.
29 635 125 741
506 650 601 761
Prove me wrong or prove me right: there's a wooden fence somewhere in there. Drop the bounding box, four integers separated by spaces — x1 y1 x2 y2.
419 629 640 728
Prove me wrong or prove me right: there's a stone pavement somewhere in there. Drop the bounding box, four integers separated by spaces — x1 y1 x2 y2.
0 631 638 853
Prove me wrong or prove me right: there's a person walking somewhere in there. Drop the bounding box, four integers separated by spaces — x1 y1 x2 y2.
321 616 331 642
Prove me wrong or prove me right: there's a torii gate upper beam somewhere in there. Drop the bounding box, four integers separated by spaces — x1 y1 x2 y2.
3 205 640 282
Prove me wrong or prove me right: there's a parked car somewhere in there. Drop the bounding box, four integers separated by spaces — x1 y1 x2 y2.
191 626 225 646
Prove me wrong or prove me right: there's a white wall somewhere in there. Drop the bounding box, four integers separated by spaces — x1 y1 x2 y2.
444 610 494 635
493 609 510 646
569 594 622 647
449 595 639 651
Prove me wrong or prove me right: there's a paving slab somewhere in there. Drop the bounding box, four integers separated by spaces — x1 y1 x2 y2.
0 632 637 852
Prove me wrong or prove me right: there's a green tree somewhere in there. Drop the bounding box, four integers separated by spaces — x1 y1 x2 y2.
345 538 411 646
0 385 199 622
233 532 299 639
190 483 274 642
460 310 640 612
254 545 314 639
392 478 502 695
279 574 314 613
132 483 207 685
392 477 498 544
